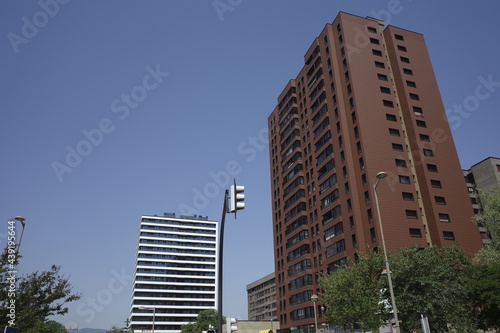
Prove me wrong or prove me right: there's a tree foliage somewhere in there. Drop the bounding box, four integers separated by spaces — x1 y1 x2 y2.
319 251 387 332
473 188 500 265
26 319 67 333
319 245 499 333
390 244 475 333
180 309 221 333
0 246 81 332
467 261 500 330
106 319 135 333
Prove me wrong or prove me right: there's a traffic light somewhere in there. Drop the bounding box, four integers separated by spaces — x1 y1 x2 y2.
226 317 237 333
229 179 245 215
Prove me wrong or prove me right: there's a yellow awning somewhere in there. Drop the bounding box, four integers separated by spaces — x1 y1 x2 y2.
259 330 272 333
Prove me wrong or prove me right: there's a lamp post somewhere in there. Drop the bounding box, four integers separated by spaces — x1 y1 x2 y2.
139 306 156 333
373 171 401 333
320 307 329 333
310 294 319 333
14 216 26 250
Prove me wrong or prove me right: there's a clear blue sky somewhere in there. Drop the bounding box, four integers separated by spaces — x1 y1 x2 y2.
1 0 499 330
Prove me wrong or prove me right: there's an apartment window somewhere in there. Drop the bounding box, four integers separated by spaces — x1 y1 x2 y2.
497 164 500 172
413 107 424 117
400 56 410 64
351 111 357 123
352 234 357 248
356 141 362 154
416 120 427 128
431 179 442 188
395 34 404 41
380 86 391 94
396 159 407 168
370 227 376 242
402 192 414 201
338 34 343 44
378 73 388 81
443 231 455 240
370 38 380 45
406 80 417 88
409 228 422 238
419 134 430 142
359 157 365 170
389 128 400 136
423 149 434 157
439 213 450 222
427 164 438 173
367 208 373 223
386 113 397 122
361 174 367 187
345 71 350 82
403 68 413 75
372 49 383 56
435 196 446 205
364 191 370 204
368 26 377 33
399 175 411 184
397 45 407 52
409 93 420 100
383 100 394 108
406 210 418 219
392 143 404 152
375 61 385 68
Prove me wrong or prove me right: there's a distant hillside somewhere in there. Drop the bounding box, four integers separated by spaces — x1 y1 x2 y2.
78 329 107 333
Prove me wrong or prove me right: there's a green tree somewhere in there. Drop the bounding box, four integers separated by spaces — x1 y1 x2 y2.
390 244 475 333
26 319 67 333
467 263 500 331
180 309 221 333
473 188 500 265
106 319 135 333
319 251 387 332
0 247 81 332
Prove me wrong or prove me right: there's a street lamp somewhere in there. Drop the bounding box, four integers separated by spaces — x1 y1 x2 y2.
14 216 26 250
373 171 401 333
310 294 319 333
320 306 330 333
139 306 156 333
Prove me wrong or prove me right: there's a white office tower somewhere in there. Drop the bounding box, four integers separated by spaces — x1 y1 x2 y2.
130 213 218 333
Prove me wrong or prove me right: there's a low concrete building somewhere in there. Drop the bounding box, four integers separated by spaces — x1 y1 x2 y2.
223 320 280 333
247 273 277 323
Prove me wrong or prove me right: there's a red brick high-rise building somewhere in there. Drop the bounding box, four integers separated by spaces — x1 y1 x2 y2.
267 12 482 333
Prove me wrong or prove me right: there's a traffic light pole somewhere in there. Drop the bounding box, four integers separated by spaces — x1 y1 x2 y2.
217 189 229 333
